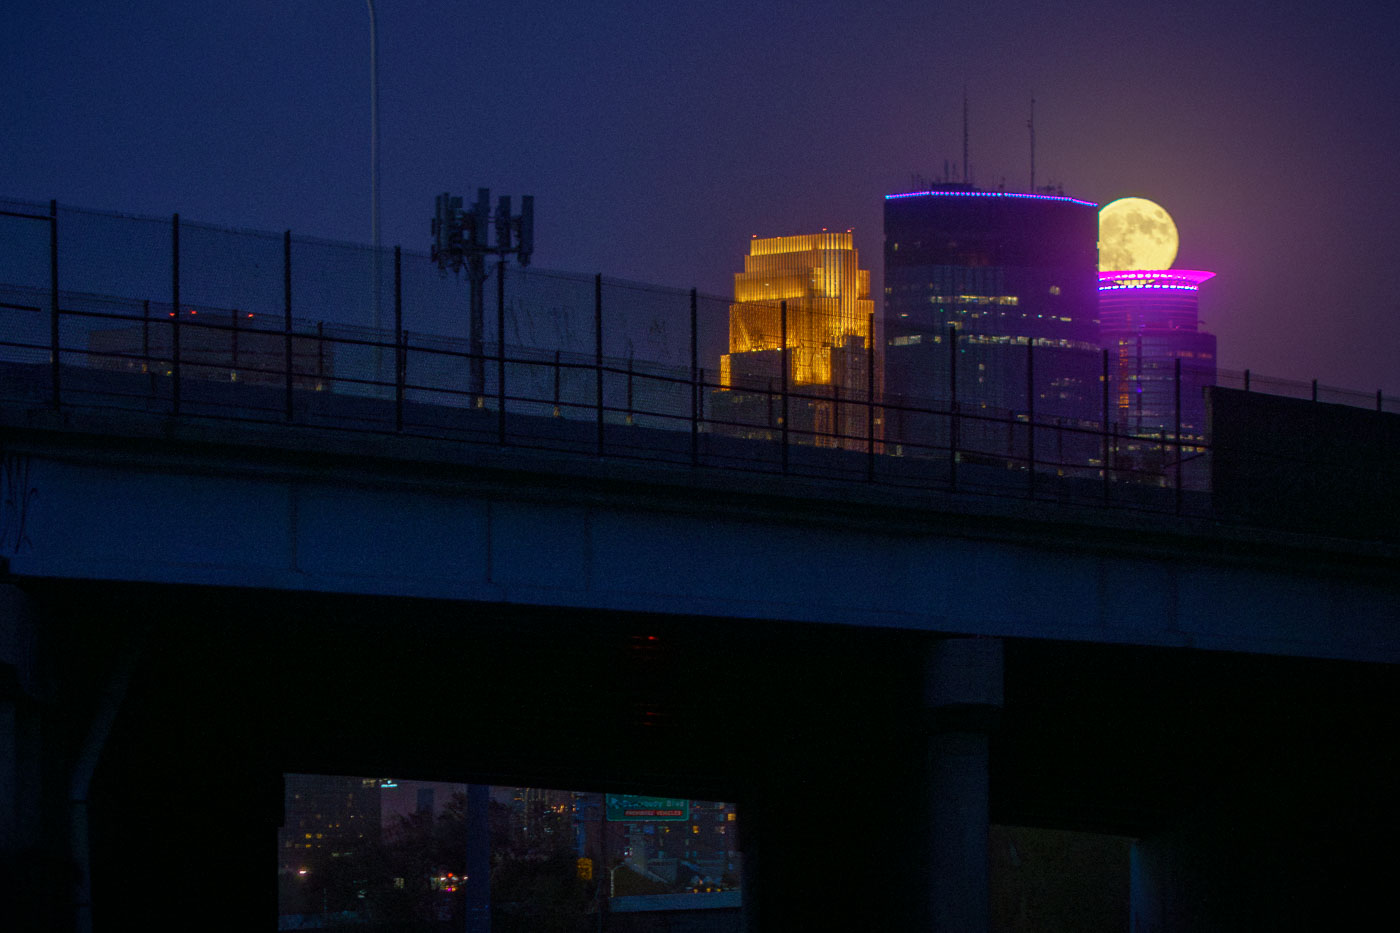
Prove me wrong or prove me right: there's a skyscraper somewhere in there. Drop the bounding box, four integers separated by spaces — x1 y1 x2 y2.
716 232 875 448
882 187 1102 432
280 773 383 871
1097 269 1217 438
1094 196 1217 448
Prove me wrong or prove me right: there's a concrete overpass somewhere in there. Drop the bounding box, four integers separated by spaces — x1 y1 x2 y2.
1 387 1396 931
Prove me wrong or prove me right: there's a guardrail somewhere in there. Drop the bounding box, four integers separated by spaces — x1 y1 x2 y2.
1 282 1217 518
1 197 1394 528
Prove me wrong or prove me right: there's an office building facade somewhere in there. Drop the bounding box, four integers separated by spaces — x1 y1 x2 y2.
883 188 1102 441
716 232 875 449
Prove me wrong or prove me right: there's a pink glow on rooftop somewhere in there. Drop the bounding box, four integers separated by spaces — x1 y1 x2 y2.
1098 270 1216 291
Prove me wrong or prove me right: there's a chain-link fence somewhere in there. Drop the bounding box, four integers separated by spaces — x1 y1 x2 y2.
1 197 1395 530
1216 367 1397 414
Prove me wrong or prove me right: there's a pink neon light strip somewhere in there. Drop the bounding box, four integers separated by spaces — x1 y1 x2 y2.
1098 270 1215 290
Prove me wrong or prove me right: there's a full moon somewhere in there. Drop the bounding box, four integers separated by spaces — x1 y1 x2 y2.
1098 197 1179 272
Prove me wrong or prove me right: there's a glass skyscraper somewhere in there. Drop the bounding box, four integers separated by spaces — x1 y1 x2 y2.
882 187 1102 433
1097 269 1217 438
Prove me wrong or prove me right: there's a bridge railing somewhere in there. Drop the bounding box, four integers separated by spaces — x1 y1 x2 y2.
0 279 1231 519
0 197 1394 529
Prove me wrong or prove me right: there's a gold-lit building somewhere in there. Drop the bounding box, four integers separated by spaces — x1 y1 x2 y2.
718 233 875 448
723 232 873 389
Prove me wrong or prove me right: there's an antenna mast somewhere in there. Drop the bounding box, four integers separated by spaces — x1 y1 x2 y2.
962 84 970 184
1028 97 1036 192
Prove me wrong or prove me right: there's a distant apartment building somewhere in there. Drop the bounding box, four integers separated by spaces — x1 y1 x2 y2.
279 773 382 872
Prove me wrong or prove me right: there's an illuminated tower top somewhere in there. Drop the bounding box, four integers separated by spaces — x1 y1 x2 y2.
725 232 873 387
733 232 870 325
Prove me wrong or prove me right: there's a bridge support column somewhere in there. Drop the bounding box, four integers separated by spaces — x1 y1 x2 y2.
924 636 1003 932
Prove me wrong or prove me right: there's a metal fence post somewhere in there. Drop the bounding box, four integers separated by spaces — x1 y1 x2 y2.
1026 340 1035 499
1175 357 1183 514
497 258 507 444
230 308 240 374
1102 348 1111 502
780 300 789 474
171 213 181 416
553 350 561 417
690 288 699 466
1311 378 1318 403
283 230 293 421
1243 368 1251 392
866 310 875 482
949 322 958 492
1111 422 1119 485
142 300 152 392
625 357 634 425
595 273 604 456
49 200 60 409
394 246 404 432
831 384 840 447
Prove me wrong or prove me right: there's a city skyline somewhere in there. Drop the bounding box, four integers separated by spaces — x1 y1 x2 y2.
4 1 1398 394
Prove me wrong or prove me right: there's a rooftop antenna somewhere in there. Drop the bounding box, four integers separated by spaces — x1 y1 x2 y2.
1028 96 1036 192
962 83 970 185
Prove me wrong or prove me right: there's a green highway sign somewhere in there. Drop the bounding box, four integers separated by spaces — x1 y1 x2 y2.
605 795 690 822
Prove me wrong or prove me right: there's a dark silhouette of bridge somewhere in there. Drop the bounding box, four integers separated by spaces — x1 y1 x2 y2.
1 200 1397 932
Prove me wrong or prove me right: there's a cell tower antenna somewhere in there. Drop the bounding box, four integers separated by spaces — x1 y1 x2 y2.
1028 96 1036 192
962 83 970 184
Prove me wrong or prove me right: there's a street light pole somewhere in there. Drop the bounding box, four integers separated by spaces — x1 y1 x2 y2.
367 0 383 383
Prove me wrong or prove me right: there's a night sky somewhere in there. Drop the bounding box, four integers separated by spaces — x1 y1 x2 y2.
5 1 1398 393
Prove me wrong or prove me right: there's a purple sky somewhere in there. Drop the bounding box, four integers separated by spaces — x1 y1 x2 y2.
4 1 1398 393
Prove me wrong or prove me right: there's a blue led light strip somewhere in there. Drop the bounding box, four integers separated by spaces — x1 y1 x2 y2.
885 190 1097 208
